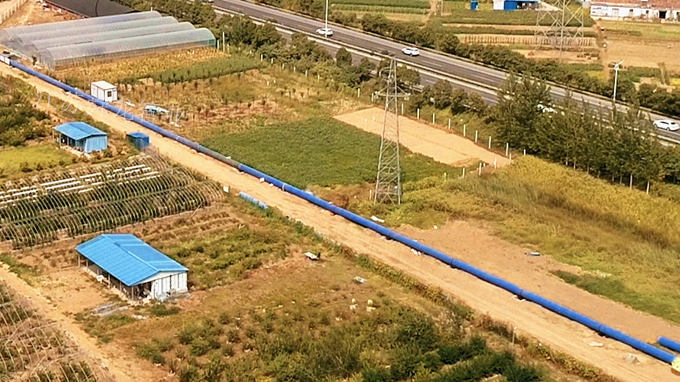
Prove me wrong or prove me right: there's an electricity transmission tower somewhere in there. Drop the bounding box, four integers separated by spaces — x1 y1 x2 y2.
374 58 406 205
535 0 584 59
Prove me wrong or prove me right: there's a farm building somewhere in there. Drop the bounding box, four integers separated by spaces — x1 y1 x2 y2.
53 122 108 153
0 11 216 70
589 0 680 19
127 132 150 150
76 234 188 301
493 0 540 10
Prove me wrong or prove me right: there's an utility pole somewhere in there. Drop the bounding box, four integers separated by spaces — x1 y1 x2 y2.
613 60 623 104
325 0 329 31
374 57 407 205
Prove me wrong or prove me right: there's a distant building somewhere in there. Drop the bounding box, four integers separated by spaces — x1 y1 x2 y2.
493 0 540 11
76 234 188 301
54 122 108 153
589 0 680 19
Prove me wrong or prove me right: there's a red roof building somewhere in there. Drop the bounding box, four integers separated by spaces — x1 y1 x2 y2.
589 0 680 19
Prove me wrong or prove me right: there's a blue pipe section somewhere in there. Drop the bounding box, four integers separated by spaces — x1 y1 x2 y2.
659 337 680 353
13 59 677 366
239 191 268 209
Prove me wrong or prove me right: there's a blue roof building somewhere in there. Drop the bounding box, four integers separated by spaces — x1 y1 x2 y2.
54 122 108 153
76 234 188 301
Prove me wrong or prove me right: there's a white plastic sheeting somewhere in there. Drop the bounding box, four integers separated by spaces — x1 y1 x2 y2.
40 28 216 69
14 17 179 51
0 11 161 41
26 22 194 55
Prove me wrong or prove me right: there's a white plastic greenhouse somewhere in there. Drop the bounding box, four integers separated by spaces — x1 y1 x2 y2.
25 22 195 56
40 29 216 69
0 11 216 70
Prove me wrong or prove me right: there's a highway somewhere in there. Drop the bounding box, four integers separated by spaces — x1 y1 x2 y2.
214 0 680 143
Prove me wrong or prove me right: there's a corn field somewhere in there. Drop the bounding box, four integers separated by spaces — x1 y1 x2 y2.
0 282 113 381
0 155 223 249
458 34 597 47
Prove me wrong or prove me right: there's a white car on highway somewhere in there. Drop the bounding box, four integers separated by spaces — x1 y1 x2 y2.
653 119 680 131
316 27 333 37
401 47 420 56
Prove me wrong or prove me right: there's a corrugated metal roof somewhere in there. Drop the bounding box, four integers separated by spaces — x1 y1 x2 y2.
54 122 107 140
76 234 187 287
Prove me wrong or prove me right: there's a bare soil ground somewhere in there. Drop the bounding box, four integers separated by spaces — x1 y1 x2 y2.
4 64 680 382
603 38 680 71
335 107 511 167
0 0 76 28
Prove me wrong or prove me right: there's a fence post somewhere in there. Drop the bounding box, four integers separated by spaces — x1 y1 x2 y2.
448 119 451 129
630 175 633 189
417 109 420 119
462 168 465 178
463 124 466 137
494 158 497 168
305 70 308 77
509 153 512 161
432 113 435 123
646 181 650 194
271 58 274 64
474 130 478 143
488 136 492 149
401 103 404 114
478 162 482 176
505 143 509 156
261 54 263 62
357 88 360 98
523 149 526 156
293 66 296 73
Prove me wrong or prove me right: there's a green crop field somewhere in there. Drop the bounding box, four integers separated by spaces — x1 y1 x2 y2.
0 144 73 177
201 117 456 188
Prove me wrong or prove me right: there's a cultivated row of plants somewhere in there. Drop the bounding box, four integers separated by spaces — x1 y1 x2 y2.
0 75 51 147
0 156 223 249
133 296 543 381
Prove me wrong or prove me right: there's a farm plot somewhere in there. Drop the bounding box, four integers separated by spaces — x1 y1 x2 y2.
0 281 112 381
0 154 223 249
331 0 429 13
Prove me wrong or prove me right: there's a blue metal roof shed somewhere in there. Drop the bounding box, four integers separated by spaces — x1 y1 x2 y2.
76 234 188 300
54 122 107 153
126 131 150 150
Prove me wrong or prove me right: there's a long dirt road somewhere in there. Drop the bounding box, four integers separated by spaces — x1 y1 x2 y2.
6 64 680 382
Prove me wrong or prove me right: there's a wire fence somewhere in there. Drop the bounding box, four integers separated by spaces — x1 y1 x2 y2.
0 282 114 381
0 0 28 25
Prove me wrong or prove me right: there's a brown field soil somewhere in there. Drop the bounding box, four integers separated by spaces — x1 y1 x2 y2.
335 107 511 167
517 49 600 63
0 0 76 28
603 38 680 71
5 63 680 382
